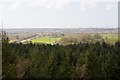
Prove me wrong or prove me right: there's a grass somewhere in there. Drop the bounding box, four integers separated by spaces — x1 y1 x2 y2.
101 34 118 43
31 36 61 44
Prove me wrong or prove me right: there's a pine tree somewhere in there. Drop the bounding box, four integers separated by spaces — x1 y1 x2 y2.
2 31 17 78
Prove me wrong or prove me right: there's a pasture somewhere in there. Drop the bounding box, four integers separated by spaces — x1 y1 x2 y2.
101 34 118 43
31 36 61 44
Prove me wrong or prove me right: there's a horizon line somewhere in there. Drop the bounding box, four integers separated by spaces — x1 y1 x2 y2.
1 27 118 29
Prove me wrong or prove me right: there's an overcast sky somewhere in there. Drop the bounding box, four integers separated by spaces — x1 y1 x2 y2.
0 0 119 28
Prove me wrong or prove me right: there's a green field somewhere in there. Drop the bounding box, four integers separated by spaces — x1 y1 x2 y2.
101 34 118 43
31 36 61 44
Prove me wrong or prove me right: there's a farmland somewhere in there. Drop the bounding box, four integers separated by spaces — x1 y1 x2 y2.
101 33 118 43
31 36 61 44
4 28 118 44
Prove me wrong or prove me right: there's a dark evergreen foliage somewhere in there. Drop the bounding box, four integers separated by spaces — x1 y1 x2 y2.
2 33 120 79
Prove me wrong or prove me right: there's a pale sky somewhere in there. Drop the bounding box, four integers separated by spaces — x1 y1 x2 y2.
0 0 119 28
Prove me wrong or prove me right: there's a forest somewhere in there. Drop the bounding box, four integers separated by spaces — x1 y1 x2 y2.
2 31 120 80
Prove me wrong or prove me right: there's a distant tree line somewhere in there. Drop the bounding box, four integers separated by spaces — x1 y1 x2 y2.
2 31 120 80
58 34 104 45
